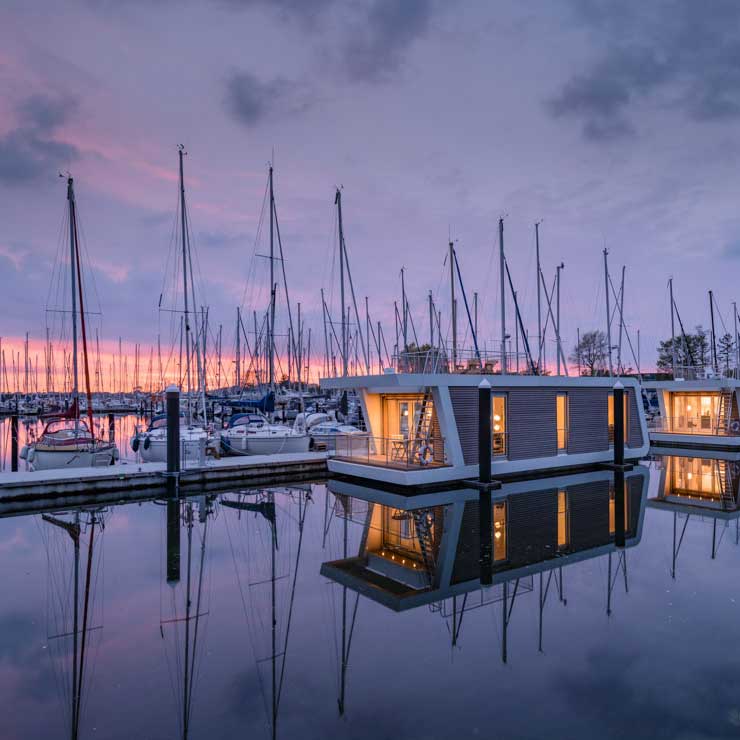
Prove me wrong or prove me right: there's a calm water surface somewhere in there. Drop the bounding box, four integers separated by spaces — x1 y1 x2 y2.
1 460 739 739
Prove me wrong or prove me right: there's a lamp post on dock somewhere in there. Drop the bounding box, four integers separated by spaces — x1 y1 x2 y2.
166 385 180 497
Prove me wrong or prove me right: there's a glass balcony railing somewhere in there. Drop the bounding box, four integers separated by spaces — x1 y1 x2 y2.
333 434 447 469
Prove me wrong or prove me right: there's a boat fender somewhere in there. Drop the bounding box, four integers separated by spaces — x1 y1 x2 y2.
418 444 432 466
112 447 120 461
731 420 740 434
19 445 28 460
131 436 140 453
143 435 151 450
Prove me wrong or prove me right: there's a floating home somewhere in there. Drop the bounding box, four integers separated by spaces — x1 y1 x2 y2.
321 373 649 486
644 379 740 450
320 466 648 612
649 452 740 515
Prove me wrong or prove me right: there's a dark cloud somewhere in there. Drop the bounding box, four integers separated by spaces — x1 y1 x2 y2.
0 94 80 184
224 71 311 127
343 0 432 83
548 0 740 140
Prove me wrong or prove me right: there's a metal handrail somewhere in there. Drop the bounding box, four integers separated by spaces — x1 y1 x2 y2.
648 415 739 436
334 434 446 469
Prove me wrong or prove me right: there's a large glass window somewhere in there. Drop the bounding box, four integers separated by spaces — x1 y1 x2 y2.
492 394 507 456
670 393 719 433
382 395 433 440
557 393 568 453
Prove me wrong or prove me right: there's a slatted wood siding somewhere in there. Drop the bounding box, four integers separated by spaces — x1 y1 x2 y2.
626 388 643 448
567 388 609 454
448 387 480 465
450 385 630 461
506 488 558 565
508 388 558 460
567 480 610 550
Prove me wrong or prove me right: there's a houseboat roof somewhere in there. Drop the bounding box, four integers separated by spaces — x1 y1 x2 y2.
320 372 642 392
645 378 740 391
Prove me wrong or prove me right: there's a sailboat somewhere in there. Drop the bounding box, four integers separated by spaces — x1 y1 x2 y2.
130 147 209 463
21 177 118 470
221 165 309 456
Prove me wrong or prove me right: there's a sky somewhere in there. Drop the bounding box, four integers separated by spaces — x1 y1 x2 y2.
3 0 740 384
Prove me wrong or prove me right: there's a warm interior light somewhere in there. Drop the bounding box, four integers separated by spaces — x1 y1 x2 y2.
391 554 395 560
686 404 692 411
403 409 408 416
493 424 501 432
494 531 502 540
687 472 693 480
493 414 501 422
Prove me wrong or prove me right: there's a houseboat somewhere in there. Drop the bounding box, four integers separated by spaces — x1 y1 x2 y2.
320 373 649 486
644 379 740 450
320 465 648 612
647 451 740 571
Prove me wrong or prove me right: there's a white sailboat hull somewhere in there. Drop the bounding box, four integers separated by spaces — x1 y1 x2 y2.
242 433 310 456
29 444 117 471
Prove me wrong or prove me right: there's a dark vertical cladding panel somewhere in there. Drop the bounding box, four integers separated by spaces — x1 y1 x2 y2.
568 480 610 550
626 388 644 449
506 489 558 565
452 500 480 584
449 387 479 465
568 388 609 454
507 388 558 461
626 474 644 537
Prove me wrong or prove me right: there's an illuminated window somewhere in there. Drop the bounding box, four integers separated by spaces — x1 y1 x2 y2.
557 393 568 453
557 490 569 549
608 392 629 444
670 393 719 433
492 395 507 456
493 501 506 561
609 487 629 534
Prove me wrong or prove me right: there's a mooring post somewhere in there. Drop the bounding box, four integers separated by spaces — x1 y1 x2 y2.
108 412 115 443
478 378 493 585
613 381 626 548
166 498 181 584
166 385 180 497
10 414 18 472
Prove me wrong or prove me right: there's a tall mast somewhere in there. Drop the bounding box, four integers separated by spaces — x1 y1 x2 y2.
449 240 457 369
603 248 613 376
535 222 542 370
669 277 677 377
499 218 507 375
67 178 79 428
235 307 241 389
401 267 408 350
734 301 739 377
335 189 348 377
709 290 718 375
556 263 564 376
269 166 276 387
178 146 193 422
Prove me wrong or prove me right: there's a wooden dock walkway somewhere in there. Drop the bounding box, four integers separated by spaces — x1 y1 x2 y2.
0 452 328 515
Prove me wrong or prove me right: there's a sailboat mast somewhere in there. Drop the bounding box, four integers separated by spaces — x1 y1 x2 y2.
269 166 275 387
669 277 677 377
603 248 613 376
178 146 192 422
449 241 457 369
68 179 79 428
535 222 542 370
335 189 348 377
499 218 507 375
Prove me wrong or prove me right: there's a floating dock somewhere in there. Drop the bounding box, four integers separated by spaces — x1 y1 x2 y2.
0 452 328 515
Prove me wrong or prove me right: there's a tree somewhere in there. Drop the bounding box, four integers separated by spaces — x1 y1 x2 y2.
570 330 608 376
718 332 735 375
656 325 711 374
